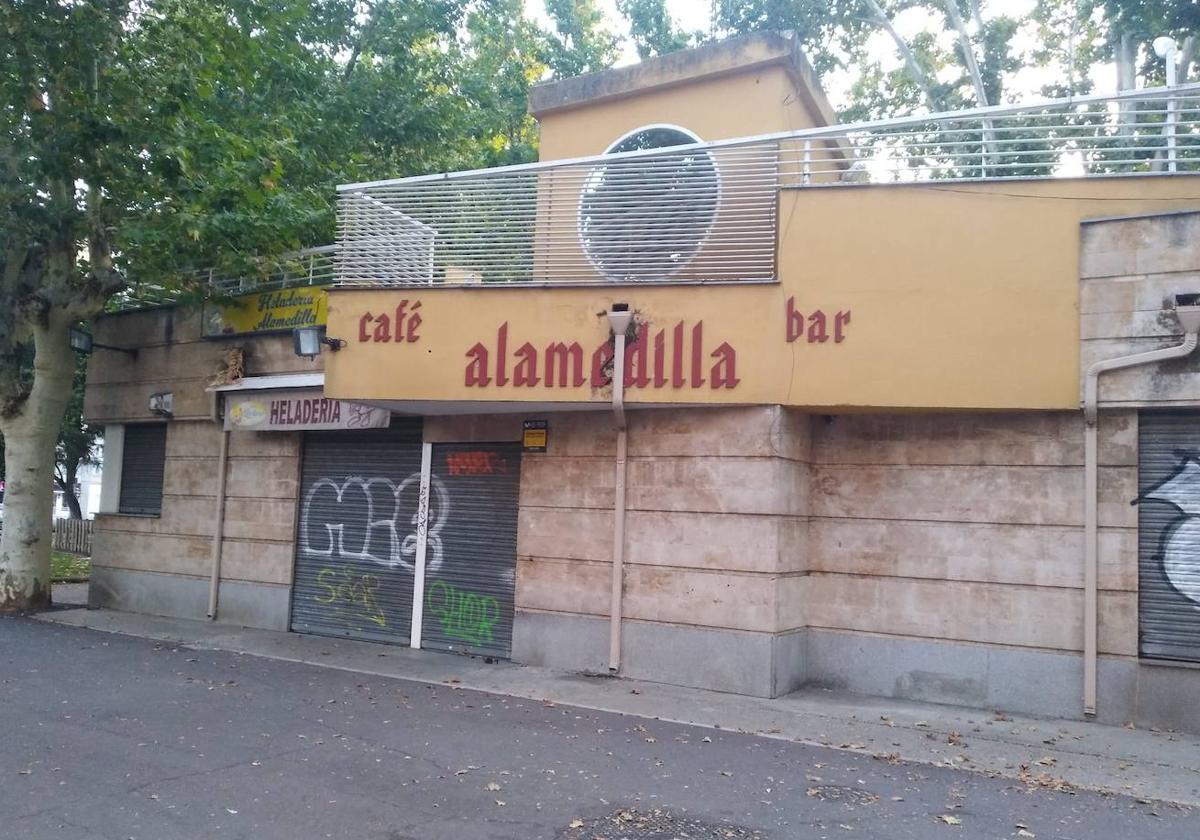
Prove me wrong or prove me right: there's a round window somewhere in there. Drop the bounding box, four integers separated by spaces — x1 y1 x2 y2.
578 125 719 282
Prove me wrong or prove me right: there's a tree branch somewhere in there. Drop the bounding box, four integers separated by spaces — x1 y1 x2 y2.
864 0 941 109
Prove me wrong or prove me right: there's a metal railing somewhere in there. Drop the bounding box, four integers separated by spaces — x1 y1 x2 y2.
114 246 336 310
336 84 1199 288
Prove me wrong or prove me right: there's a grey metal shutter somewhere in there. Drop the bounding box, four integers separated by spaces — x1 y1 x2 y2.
119 424 167 515
421 443 521 658
291 421 423 644
1137 411 1200 661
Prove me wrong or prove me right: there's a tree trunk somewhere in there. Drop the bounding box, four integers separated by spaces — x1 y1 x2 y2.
56 469 83 520
0 315 77 611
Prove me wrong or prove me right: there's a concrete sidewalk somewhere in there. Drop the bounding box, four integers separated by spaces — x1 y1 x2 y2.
35 607 1200 808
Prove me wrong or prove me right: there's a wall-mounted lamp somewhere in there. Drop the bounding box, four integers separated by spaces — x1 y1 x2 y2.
292 326 346 359
69 326 138 357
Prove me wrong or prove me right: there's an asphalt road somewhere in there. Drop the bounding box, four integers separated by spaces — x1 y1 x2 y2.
2 617 1197 840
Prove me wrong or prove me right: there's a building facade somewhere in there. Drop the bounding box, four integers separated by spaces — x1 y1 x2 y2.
85 33 1200 731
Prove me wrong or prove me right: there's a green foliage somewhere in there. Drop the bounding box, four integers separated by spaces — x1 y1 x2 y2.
617 0 703 59
543 0 619 77
50 552 90 581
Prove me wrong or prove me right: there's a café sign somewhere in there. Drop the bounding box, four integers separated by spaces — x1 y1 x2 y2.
224 390 389 432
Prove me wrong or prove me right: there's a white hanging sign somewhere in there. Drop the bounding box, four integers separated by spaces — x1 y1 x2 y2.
224 390 389 432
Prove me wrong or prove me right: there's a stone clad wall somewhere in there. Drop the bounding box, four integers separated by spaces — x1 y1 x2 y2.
512 406 810 697
89 422 300 628
1080 210 1200 406
807 412 1139 653
85 305 312 629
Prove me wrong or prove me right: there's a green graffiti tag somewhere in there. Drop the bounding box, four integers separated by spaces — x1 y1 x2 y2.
426 580 500 647
314 568 387 628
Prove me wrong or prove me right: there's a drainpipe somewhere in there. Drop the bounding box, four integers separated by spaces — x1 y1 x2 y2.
1081 296 1200 715
606 304 633 672
207 395 231 620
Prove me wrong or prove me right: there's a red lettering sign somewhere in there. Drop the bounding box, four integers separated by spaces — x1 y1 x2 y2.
356 300 422 344
787 297 851 344
462 320 739 391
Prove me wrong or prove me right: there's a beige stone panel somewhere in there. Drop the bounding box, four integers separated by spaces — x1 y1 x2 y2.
424 415 519 442
219 539 295 585
1081 307 1197 342
89 332 320 388
165 421 222 456
776 573 807 632
629 406 788 458
85 379 212 423
623 565 777 632
627 456 804 515
518 506 612 563
224 457 300 500
804 574 1136 655
163 458 218 497
809 518 1136 591
809 464 1136 528
1081 272 1200 317
778 515 810 574
88 342 237 386
519 456 616 510
1081 212 1200 279
228 431 301 459
536 406 794 460
1079 275 1136 314
1081 337 1200 407
775 408 813 463
811 412 1136 468
623 511 793 573
540 412 617 457
96 502 212 538
219 496 298 542
94 306 202 348
519 504 803 574
92 527 211 576
515 556 610 616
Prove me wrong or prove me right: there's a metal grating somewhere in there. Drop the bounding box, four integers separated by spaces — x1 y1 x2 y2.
336 83 1200 287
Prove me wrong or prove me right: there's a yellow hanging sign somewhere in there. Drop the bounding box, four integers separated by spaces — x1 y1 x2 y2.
203 287 328 338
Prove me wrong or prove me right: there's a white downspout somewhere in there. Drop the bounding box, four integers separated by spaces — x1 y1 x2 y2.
606 305 633 672
207 395 231 620
1081 300 1200 715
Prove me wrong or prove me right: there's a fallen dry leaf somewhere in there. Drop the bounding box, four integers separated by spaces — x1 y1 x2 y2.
937 815 962 826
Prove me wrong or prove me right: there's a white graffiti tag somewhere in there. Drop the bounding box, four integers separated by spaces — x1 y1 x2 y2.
1135 455 1200 605
300 474 449 573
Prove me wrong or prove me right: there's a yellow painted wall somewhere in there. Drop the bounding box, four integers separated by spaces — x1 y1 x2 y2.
325 176 1200 411
538 65 821 159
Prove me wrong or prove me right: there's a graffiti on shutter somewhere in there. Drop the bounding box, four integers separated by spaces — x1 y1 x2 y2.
420 443 521 658
1136 412 1200 662
290 423 425 644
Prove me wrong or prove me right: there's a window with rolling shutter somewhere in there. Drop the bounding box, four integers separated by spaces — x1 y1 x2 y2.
118 424 167 516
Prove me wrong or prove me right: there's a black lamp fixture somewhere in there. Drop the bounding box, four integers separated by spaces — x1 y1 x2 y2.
68 326 138 357
293 325 346 359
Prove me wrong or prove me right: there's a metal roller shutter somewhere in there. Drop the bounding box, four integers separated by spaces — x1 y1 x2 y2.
420 443 521 659
291 421 424 644
119 424 168 515
1137 411 1200 661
